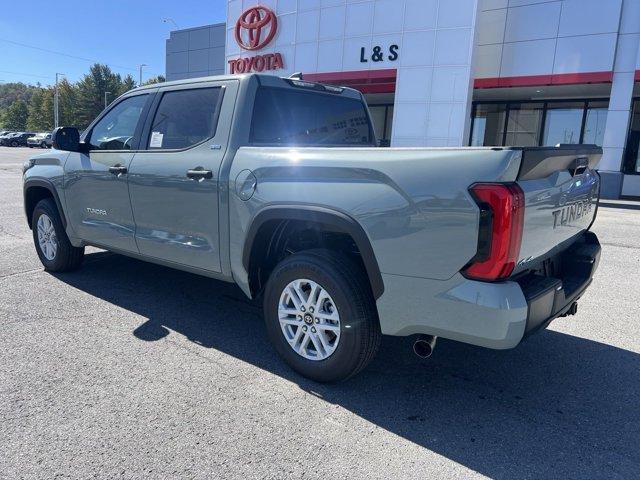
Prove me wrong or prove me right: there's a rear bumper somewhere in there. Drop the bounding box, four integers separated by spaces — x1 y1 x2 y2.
519 231 601 336
376 231 600 349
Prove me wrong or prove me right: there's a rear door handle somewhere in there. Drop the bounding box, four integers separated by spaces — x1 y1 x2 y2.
108 165 128 176
186 167 213 180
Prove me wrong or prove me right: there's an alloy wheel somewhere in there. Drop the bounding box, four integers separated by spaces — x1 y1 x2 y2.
278 279 341 361
37 214 58 261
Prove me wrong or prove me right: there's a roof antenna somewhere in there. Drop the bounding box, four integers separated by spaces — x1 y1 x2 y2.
288 72 303 80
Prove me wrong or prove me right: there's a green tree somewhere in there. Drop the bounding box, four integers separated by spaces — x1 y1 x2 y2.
0 82 35 111
57 80 80 128
0 64 142 131
1 100 29 130
27 88 54 131
119 74 137 95
76 64 127 129
143 75 166 86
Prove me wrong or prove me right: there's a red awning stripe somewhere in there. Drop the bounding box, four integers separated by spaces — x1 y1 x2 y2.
474 71 614 89
304 68 397 85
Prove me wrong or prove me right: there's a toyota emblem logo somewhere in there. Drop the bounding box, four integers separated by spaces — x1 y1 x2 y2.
235 6 278 51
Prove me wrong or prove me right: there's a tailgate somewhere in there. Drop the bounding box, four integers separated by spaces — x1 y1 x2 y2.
513 145 601 274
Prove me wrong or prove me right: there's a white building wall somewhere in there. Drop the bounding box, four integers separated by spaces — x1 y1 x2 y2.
225 0 479 148
166 24 226 81
475 0 623 79
620 0 640 196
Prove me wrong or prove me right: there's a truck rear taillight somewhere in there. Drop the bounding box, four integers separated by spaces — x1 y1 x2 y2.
463 183 525 281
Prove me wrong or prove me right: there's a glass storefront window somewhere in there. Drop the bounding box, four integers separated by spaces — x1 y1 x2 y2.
470 103 506 146
385 106 394 142
543 102 584 145
505 103 543 146
471 99 610 148
623 100 640 174
368 105 393 147
583 102 608 146
369 106 386 144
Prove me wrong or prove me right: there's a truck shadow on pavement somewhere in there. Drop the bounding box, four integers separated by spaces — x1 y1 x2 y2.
55 251 639 479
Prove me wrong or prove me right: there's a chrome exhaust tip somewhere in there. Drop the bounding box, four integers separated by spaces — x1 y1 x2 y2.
413 335 437 358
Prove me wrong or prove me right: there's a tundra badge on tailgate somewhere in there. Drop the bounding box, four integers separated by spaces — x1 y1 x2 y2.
551 198 593 229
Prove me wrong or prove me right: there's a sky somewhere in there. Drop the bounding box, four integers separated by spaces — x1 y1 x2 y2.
0 0 227 87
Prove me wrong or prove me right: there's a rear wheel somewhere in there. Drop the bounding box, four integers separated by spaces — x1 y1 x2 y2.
10 140 18 147
32 198 84 271
263 249 381 382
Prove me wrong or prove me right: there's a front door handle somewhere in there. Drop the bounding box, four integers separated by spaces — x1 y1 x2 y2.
186 167 213 180
108 165 128 176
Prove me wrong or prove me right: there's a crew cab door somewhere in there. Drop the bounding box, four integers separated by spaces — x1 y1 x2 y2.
127 80 237 272
63 92 154 252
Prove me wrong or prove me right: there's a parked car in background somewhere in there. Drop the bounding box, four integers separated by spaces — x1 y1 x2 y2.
27 132 52 148
0 132 18 145
0 132 20 146
3 132 35 147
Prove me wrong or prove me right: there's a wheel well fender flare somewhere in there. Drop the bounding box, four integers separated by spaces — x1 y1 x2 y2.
23 179 67 229
242 205 384 299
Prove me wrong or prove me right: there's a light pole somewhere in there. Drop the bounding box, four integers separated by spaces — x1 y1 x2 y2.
104 91 111 109
138 64 147 86
162 18 179 29
54 73 65 128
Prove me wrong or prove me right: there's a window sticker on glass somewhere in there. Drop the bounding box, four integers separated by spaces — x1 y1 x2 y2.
150 131 164 148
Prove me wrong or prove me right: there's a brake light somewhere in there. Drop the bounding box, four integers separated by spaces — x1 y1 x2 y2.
463 183 525 281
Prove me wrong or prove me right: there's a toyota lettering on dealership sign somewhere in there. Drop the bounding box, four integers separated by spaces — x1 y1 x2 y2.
228 6 283 74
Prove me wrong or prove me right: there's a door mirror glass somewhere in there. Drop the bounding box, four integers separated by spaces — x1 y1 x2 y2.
52 127 81 152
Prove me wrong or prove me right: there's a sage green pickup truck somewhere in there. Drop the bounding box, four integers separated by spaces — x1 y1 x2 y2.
23 73 601 382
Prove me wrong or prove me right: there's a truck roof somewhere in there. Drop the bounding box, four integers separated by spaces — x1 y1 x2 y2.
134 73 363 100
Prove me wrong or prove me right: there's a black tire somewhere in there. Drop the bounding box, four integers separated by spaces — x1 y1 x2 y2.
32 198 84 272
263 249 381 382
10 140 18 147
40 141 46 148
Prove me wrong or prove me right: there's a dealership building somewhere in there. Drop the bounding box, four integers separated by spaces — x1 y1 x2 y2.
165 0 640 198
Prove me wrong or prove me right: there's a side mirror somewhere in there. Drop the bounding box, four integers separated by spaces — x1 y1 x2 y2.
52 127 83 152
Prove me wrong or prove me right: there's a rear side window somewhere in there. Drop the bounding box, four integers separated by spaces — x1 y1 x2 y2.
148 87 222 150
250 87 373 146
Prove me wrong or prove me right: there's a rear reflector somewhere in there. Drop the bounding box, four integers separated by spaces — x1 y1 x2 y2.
463 183 525 281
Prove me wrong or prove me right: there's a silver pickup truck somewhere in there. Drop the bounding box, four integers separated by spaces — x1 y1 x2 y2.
23 73 601 382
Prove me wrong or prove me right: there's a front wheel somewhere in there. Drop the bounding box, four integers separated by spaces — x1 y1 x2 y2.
263 249 381 382
10 140 18 147
32 198 84 271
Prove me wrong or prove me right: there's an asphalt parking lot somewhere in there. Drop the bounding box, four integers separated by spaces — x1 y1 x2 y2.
1 146 639 479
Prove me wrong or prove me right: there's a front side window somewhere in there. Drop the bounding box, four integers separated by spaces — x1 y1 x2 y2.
88 95 148 150
250 87 374 146
147 87 222 150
